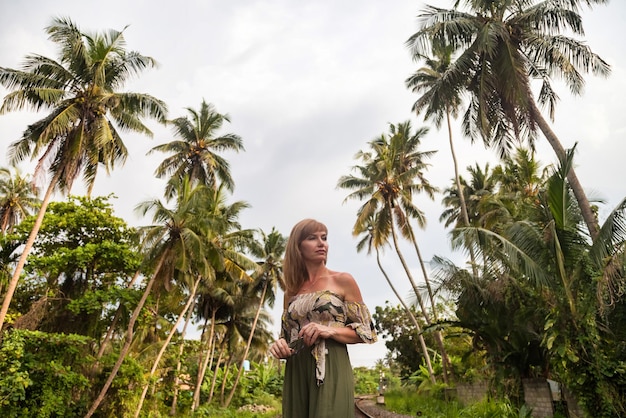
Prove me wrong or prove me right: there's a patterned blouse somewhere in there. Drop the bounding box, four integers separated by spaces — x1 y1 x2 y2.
281 289 377 385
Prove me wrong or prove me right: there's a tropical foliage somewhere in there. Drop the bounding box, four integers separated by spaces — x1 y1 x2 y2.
0 4 624 417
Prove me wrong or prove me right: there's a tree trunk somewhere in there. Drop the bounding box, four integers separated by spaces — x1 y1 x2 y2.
96 270 141 360
375 247 436 383
406 223 452 383
83 255 166 418
224 280 267 408
529 93 599 241
134 277 200 417
192 308 218 410
389 223 437 384
446 108 478 275
170 292 197 416
219 351 235 406
208 340 226 404
0 173 59 333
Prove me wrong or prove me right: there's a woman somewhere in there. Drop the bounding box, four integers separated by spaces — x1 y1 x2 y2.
269 218 377 418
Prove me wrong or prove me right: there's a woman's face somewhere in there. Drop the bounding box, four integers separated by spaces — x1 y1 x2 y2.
299 229 328 263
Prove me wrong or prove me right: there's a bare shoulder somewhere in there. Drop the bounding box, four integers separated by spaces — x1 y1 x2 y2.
329 270 363 302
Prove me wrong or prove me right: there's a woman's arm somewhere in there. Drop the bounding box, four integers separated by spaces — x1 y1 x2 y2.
269 293 295 359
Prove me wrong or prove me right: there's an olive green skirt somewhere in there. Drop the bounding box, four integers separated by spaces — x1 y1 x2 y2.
282 339 354 418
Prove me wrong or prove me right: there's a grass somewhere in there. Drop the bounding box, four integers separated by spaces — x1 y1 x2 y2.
382 389 463 417
381 388 545 418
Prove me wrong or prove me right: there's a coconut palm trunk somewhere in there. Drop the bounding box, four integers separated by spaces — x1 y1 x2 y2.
389 221 439 384
0 171 59 333
445 107 479 276
374 245 435 383
84 255 166 418
406 222 452 382
208 338 227 404
223 279 267 407
96 271 142 360
170 294 197 415
529 97 599 240
134 277 200 417
192 308 218 410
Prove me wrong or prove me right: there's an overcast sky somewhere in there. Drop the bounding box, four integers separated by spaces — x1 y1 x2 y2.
1 1 624 367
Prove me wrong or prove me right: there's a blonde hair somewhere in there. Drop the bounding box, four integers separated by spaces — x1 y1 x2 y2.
283 219 328 295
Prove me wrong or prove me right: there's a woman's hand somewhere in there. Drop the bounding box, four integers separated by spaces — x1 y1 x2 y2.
299 323 334 347
269 338 293 359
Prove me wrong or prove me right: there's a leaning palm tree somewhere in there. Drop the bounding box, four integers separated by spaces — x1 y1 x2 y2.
406 41 479 277
406 0 610 240
224 227 286 407
133 273 202 418
85 177 212 417
355 216 436 383
149 100 244 199
406 41 471 229
0 166 40 234
0 17 167 331
338 120 453 381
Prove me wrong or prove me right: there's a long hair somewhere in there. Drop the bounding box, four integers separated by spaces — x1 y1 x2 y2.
283 219 327 295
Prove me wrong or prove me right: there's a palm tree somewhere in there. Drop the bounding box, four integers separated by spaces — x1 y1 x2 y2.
0 17 167 332
149 100 244 199
0 166 40 234
447 149 626 414
224 227 286 407
440 163 497 229
218 292 273 406
84 178 212 417
355 216 436 383
338 120 454 381
406 0 610 240
406 41 481 278
133 274 202 418
186 184 256 411
406 42 471 228
192 274 237 410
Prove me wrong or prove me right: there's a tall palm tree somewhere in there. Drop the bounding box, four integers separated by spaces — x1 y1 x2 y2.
406 0 610 240
85 178 212 417
406 42 471 229
224 227 286 407
355 216 436 383
192 274 237 410
0 166 40 234
338 122 436 313
0 17 167 331
187 184 256 411
149 100 244 199
133 274 202 418
338 120 453 381
406 41 480 278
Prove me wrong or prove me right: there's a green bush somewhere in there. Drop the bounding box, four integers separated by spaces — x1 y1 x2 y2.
0 329 93 417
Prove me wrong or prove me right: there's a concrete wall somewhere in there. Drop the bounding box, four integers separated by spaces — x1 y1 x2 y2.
522 378 554 418
456 382 488 406
453 378 586 418
562 386 587 418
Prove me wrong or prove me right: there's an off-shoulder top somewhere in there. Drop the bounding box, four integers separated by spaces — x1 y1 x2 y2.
281 289 377 385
